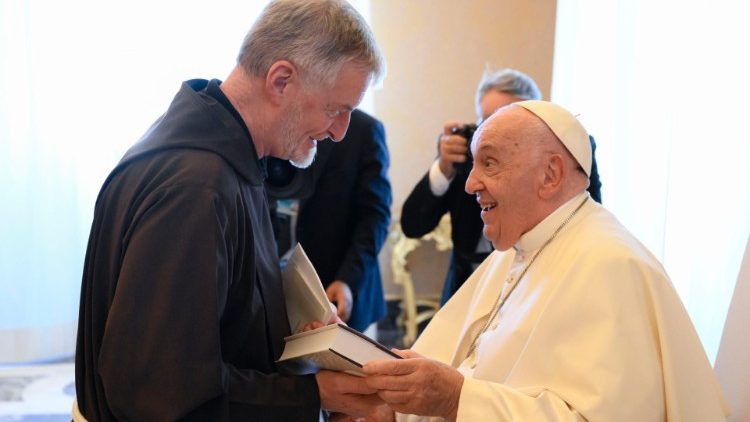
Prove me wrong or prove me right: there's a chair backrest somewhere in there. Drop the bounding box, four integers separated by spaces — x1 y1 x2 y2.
402 237 450 298
714 234 750 421
380 214 452 347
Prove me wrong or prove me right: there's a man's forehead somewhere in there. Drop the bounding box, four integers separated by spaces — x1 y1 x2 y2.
473 108 537 159
482 106 528 138
330 63 370 101
474 123 519 154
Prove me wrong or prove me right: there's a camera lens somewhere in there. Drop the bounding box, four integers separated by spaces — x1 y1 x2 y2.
266 158 297 187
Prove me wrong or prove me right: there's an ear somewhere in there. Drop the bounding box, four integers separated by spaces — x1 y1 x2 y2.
538 154 565 199
264 60 299 105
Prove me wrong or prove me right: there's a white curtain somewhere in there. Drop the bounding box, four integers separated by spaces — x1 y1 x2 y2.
552 0 750 363
0 0 374 364
0 0 267 363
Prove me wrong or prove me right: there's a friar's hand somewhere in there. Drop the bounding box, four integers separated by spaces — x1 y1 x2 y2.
299 300 344 332
363 349 464 421
316 370 384 418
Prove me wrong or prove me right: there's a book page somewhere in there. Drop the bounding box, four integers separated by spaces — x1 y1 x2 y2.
281 244 335 332
278 324 401 376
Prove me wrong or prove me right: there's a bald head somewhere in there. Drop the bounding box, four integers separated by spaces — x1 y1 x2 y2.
465 104 589 250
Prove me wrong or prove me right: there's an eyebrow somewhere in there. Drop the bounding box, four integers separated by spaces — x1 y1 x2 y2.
476 141 515 162
329 103 355 114
477 143 499 154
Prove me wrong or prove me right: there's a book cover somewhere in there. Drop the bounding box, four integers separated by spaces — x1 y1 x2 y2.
277 323 401 376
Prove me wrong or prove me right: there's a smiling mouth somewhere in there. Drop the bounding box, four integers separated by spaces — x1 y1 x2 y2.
480 203 497 212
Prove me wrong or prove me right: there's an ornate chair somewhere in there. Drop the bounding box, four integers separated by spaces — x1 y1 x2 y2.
388 214 452 347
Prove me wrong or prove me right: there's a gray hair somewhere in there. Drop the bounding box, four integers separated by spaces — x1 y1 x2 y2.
475 68 542 106
237 0 384 88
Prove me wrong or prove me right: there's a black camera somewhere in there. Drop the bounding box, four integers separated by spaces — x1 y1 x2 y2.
450 123 478 175
264 157 318 257
264 157 316 201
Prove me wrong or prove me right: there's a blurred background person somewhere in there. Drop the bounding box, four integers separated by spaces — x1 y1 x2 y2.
268 108 392 337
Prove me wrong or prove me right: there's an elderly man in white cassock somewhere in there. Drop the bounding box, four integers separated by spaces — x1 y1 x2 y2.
360 101 729 421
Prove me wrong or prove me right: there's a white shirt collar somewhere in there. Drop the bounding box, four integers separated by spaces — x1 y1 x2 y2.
514 192 589 253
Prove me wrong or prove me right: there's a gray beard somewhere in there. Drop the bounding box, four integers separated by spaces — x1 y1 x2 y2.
280 100 316 169
290 142 317 168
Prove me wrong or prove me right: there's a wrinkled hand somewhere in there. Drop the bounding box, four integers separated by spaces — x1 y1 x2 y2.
326 280 353 322
316 370 384 417
437 120 469 179
363 349 464 421
300 302 344 332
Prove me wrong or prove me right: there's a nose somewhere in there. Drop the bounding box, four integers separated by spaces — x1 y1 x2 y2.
328 111 352 142
465 166 481 195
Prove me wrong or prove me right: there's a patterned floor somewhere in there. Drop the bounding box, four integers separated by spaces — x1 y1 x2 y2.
0 362 74 421
0 301 407 421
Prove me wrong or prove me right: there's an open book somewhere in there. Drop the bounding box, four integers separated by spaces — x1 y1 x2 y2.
279 244 401 375
277 323 401 376
281 244 336 332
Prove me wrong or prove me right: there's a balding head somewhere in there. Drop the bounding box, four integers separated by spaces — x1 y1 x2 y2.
464 104 589 251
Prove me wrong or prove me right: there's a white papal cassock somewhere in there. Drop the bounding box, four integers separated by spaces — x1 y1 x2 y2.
398 192 728 421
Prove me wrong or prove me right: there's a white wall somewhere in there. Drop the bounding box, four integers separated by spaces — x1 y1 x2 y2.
370 0 557 216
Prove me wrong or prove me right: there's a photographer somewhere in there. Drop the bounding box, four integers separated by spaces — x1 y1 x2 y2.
401 68 602 305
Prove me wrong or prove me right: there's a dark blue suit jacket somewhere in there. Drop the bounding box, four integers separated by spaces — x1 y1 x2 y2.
292 109 392 331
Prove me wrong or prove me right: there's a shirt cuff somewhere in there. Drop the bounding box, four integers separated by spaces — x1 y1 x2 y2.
428 160 453 197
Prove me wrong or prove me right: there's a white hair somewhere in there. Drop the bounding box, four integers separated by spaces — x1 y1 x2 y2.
237 0 385 88
475 68 542 106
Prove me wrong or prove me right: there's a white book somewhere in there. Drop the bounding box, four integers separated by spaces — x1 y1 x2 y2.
277 323 401 376
281 243 336 332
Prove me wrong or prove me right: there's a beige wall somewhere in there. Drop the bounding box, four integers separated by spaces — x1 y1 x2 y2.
370 0 557 216
370 1 557 295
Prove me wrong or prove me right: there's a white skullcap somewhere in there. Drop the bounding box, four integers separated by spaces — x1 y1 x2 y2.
515 100 591 176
